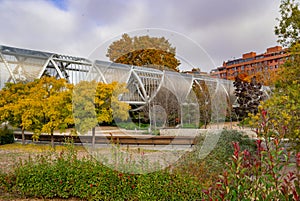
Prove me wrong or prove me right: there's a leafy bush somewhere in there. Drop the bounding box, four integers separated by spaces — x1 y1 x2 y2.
203 110 300 200
1 128 298 200
203 138 300 200
0 125 14 145
173 129 256 187
0 141 203 200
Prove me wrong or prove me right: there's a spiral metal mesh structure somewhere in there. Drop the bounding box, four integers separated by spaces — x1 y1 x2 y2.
0 45 246 117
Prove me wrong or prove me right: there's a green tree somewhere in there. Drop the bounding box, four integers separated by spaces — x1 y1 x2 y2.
249 44 300 150
106 33 180 71
250 0 300 150
275 0 300 47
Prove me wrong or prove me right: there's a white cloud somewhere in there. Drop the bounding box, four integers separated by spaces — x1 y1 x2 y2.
0 0 282 71
0 1 73 51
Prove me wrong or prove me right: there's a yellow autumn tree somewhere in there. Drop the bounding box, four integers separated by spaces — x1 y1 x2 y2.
106 33 180 71
73 80 98 135
251 68 279 86
30 77 74 147
0 81 37 144
95 81 130 124
74 81 130 147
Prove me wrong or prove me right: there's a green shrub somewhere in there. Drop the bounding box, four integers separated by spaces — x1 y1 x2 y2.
173 129 256 187
0 125 14 145
203 110 300 200
203 138 300 200
6 129 297 200
1 140 204 200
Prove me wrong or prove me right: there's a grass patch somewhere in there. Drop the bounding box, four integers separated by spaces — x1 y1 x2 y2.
0 142 85 152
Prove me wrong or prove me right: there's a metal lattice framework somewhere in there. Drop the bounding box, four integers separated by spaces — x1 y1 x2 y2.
1 45 270 126
0 45 92 87
88 60 236 109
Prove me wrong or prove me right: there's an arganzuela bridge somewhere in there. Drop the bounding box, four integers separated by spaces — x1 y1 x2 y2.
0 45 269 128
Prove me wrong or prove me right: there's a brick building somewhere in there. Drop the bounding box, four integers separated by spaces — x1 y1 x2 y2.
210 46 289 81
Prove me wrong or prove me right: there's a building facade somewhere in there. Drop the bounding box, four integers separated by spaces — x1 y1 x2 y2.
210 46 289 81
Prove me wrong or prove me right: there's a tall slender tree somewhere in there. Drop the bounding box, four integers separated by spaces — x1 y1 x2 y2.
275 0 300 47
250 0 300 150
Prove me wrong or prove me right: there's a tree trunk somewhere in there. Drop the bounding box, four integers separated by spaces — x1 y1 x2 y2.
22 128 25 145
92 127 96 148
51 132 54 148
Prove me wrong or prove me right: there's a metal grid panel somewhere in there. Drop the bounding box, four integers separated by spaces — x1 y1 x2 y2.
93 60 131 83
51 54 93 84
162 71 194 104
0 52 49 82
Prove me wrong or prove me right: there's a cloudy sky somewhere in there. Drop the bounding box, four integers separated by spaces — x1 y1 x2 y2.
0 0 281 72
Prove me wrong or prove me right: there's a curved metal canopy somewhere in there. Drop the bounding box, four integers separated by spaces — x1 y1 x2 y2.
1 45 255 112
